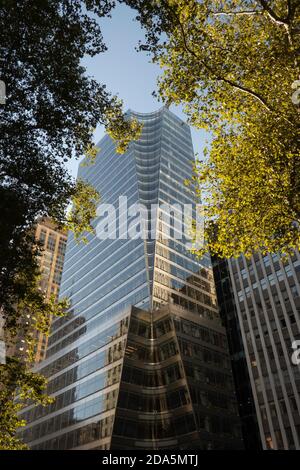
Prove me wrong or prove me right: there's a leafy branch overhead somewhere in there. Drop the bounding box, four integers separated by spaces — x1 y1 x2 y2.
0 0 141 449
0 0 143 335
0 0 141 322
106 98 142 154
0 266 69 449
64 179 100 243
0 357 55 450
125 0 300 257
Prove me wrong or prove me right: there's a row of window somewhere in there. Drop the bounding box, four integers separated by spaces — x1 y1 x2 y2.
154 270 213 305
31 416 114 450
188 364 232 390
178 339 231 370
174 318 227 349
47 316 128 359
128 316 173 340
195 411 240 438
55 274 148 337
156 236 212 273
238 273 299 302
65 258 146 321
125 338 178 363
254 367 300 392
21 342 125 426
20 390 118 444
62 176 139 273
190 386 234 412
24 365 122 424
43 321 127 378
117 386 190 413
112 412 196 440
48 273 135 347
121 362 182 388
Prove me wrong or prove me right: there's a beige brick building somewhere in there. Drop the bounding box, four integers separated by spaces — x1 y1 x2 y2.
7 218 67 365
33 218 67 363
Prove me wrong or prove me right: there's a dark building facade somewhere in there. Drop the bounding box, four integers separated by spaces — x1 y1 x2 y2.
18 108 243 450
215 253 300 450
111 304 242 450
212 257 262 449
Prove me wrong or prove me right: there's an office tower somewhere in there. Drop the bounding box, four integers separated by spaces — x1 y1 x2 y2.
216 252 300 449
18 107 243 450
35 218 67 302
212 257 262 449
8 218 67 364
33 218 67 362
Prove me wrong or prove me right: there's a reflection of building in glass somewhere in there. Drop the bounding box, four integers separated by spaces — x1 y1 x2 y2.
19 108 243 449
19 312 128 449
215 253 300 450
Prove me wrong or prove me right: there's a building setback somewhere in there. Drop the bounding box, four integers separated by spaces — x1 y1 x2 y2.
18 108 243 450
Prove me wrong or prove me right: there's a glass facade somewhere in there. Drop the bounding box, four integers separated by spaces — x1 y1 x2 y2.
111 305 242 450
19 107 242 449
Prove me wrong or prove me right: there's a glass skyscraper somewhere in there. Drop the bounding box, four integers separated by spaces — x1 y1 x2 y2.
19 107 243 450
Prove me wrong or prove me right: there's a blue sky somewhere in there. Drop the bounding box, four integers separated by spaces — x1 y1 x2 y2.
66 3 210 178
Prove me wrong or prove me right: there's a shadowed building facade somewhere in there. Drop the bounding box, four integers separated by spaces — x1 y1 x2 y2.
214 253 300 450
18 108 243 450
212 257 262 450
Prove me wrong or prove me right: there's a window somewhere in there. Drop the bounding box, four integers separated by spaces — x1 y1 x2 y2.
291 285 299 299
47 233 57 251
39 229 47 246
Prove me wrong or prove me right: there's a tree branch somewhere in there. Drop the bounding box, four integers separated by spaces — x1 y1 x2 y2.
256 0 289 25
287 0 292 18
175 19 299 128
256 0 298 60
286 0 298 22
212 10 261 17
177 21 273 113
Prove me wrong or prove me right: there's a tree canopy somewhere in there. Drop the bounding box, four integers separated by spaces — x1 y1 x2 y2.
0 0 141 448
125 0 300 257
0 0 141 319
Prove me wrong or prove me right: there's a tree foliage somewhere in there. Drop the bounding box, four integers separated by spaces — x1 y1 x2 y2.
0 223 70 449
125 0 300 257
0 0 141 448
0 356 54 450
64 179 100 242
0 0 141 314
